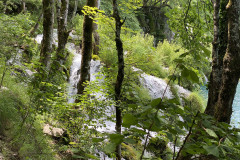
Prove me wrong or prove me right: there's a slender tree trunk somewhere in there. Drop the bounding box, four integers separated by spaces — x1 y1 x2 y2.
93 0 100 55
113 0 125 159
205 0 228 116
29 13 43 37
22 0 26 13
214 0 240 123
51 0 69 72
71 0 78 20
39 0 54 69
75 0 95 100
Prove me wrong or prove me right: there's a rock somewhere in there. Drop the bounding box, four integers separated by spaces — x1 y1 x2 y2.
0 153 4 160
69 31 79 41
140 73 174 99
175 85 191 97
0 87 9 92
43 124 65 137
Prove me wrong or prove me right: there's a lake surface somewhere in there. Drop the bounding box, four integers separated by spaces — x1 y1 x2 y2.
200 84 240 127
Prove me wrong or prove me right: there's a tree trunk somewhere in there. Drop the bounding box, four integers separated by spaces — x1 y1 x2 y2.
214 0 240 123
113 0 125 159
75 0 95 99
51 0 69 72
29 13 43 37
205 0 228 116
93 0 100 55
39 0 54 69
71 0 78 21
22 0 26 13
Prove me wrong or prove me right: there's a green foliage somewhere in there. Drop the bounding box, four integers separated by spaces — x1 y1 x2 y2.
0 70 54 159
92 54 101 61
0 13 33 59
72 14 84 39
165 0 212 89
106 95 240 159
0 90 21 134
122 143 140 160
146 137 169 159
98 16 117 67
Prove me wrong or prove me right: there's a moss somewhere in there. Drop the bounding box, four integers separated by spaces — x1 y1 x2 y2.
92 54 101 61
186 92 205 112
122 143 140 160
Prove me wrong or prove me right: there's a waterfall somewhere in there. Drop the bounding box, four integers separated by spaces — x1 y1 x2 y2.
35 32 194 159
67 43 81 103
203 74 208 84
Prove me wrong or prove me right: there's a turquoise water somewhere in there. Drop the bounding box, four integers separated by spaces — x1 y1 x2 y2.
200 84 240 127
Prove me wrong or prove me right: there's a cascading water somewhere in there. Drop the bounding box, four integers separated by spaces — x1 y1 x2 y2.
35 32 201 159
67 43 81 103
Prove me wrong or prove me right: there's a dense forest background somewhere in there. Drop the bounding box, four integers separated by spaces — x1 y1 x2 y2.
0 0 240 159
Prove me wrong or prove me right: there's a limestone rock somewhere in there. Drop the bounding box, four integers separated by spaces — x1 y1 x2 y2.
43 124 64 137
0 153 4 160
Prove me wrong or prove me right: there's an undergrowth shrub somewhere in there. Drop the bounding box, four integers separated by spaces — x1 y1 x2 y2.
72 14 84 39
0 68 55 159
123 33 167 78
0 90 21 135
98 19 117 67
185 92 205 112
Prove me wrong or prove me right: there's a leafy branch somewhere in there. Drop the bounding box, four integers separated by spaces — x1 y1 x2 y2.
140 64 179 160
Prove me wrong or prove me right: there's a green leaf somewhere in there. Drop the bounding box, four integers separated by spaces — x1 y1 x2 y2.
150 98 162 107
174 58 184 64
179 51 190 58
205 129 218 138
104 143 116 154
122 114 138 128
181 68 189 78
72 154 85 159
109 134 124 144
124 138 137 144
203 145 219 157
188 70 199 83
92 138 105 143
199 44 211 57
69 142 77 145
85 154 98 159
128 104 138 109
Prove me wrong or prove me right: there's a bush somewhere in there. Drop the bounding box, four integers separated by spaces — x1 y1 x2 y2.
0 67 55 159
185 92 205 112
72 14 84 39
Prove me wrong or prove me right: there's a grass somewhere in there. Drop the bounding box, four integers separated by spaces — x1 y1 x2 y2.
0 66 55 159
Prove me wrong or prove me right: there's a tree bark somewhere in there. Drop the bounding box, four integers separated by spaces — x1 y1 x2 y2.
93 0 100 55
214 0 240 123
113 0 125 159
51 0 69 72
39 0 54 69
75 0 95 99
205 0 228 116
